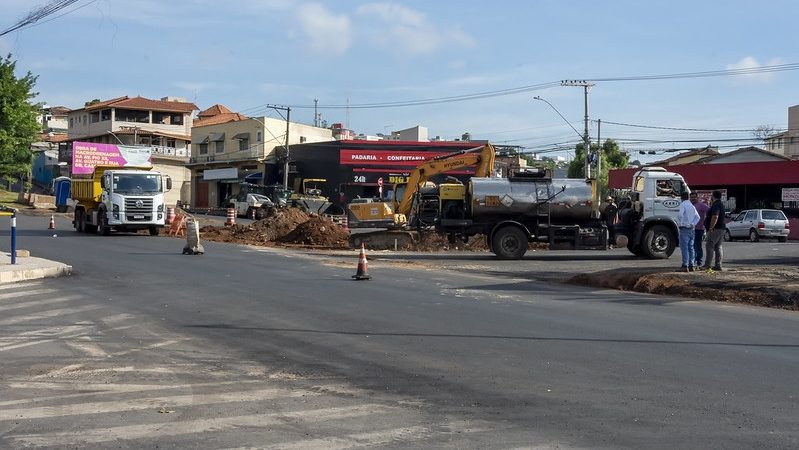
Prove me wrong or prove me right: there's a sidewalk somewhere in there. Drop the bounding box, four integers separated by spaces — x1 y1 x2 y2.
0 251 72 284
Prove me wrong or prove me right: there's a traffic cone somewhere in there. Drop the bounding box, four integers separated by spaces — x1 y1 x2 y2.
48 215 55 230
352 243 371 280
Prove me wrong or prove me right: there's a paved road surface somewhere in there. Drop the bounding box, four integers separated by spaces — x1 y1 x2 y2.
0 213 797 449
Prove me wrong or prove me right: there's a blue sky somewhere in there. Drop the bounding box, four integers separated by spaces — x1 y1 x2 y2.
2 0 798 163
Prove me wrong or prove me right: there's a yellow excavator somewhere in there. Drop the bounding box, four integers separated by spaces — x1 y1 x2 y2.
348 144 496 248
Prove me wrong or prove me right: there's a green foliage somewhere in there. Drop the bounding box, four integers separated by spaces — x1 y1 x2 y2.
567 139 629 197
0 54 40 183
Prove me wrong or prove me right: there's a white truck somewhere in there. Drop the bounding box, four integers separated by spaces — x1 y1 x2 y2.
72 166 172 235
434 166 688 259
223 190 274 220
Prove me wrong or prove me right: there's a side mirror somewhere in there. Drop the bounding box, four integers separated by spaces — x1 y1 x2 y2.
165 176 172 191
100 176 106 189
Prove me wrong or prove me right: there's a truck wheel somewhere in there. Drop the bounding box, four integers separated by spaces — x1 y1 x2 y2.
246 207 255 220
255 208 265 220
627 242 644 257
642 225 675 259
97 212 110 236
75 210 84 233
492 226 528 260
149 226 159 236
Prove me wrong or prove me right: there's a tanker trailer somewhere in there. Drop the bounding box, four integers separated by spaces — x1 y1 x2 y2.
437 167 684 260
437 174 607 259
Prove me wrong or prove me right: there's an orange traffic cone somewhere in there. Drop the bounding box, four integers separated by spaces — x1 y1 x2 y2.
352 243 371 280
48 215 55 230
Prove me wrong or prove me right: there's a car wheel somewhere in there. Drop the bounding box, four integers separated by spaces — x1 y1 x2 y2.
724 229 732 242
778 236 787 243
749 229 760 242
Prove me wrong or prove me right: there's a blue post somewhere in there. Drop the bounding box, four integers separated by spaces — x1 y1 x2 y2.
10 210 16 265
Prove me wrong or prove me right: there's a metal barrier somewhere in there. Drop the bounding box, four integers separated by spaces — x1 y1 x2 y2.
0 206 17 265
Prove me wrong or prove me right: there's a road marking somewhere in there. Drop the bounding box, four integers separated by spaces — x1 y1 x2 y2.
256 426 431 450
0 387 320 421
0 295 81 312
1 380 263 407
0 305 102 325
0 281 42 291
10 404 393 446
0 326 90 352
0 288 56 300
64 340 109 358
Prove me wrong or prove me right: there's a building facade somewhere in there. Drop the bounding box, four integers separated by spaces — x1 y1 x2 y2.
765 104 799 158
188 105 334 208
62 96 198 206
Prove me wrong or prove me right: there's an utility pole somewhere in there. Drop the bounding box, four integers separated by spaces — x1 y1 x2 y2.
313 99 319 127
259 104 291 190
561 80 594 179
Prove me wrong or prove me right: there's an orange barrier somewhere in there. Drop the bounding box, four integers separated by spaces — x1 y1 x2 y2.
48 215 55 230
166 206 176 224
168 214 187 237
225 208 236 226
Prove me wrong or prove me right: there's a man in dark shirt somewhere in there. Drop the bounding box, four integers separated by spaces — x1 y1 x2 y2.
602 197 618 249
701 190 726 271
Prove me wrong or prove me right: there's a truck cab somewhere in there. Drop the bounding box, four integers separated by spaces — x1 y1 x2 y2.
619 167 688 258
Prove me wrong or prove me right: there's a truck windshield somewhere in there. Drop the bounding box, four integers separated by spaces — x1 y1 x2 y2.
113 174 162 194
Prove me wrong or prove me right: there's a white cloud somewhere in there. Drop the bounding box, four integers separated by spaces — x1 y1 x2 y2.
295 3 352 55
726 56 784 84
355 2 474 55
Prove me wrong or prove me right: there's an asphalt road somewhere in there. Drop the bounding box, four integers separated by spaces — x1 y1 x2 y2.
0 213 797 449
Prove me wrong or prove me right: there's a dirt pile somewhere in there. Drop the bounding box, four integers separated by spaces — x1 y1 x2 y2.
199 208 350 249
570 267 799 310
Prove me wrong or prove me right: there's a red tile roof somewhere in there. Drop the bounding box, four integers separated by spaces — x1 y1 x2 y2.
198 104 233 118
81 96 198 113
193 112 248 127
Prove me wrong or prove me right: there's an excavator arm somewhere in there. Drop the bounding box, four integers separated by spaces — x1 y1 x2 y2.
395 144 496 216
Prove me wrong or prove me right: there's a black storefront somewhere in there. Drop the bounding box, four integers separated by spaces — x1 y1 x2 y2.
272 140 485 205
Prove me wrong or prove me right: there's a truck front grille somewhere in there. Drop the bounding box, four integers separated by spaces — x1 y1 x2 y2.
125 198 154 221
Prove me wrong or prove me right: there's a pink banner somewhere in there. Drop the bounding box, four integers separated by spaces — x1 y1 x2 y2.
72 141 152 175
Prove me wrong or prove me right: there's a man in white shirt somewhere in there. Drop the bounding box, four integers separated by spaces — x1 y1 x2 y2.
678 191 701 272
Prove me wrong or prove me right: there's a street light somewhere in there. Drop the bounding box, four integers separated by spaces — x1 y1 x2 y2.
532 96 584 141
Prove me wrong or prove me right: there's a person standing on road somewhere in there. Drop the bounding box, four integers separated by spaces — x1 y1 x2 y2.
691 192 709 268
678 191 701 272
602 196 619 249
701 190 726 272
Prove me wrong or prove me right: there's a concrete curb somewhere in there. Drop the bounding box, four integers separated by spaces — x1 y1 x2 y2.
0 254 72 284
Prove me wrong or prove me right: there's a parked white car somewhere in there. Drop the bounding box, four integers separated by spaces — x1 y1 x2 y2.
725 209 789 242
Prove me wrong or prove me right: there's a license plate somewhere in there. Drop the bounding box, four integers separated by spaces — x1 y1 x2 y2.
133 215 144 219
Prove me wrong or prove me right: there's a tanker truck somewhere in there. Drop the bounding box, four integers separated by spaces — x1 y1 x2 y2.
72 165 172 235
435 166 687 260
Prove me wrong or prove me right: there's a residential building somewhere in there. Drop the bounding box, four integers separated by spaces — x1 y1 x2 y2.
189 105 334 208
650 146 720 166
63 95 199 206
765 104 799 158
40 106 70 133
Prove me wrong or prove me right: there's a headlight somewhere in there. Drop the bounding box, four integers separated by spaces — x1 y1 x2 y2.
157 204 164 212
112 204 119 213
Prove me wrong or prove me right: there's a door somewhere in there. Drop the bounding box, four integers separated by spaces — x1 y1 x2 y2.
196 181 209 208
727 212 747 238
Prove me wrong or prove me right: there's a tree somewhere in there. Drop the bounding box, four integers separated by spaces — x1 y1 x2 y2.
0 54 40 187
753 124 777 142
567 139 629 197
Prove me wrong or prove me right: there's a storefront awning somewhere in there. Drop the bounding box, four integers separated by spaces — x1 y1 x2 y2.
209 132 225 142
232 132 250 140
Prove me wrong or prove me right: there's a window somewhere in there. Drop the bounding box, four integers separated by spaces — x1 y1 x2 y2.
256 131 262 142
656 179 681 197
100 109 111 121
239 138 249 151
69 118 73 128
633 176 645 192
762 210 787 220
744 211 757 221
115 109 149 123
82 115 87 125
90 111 100 123
215 141 224 153
199 143 208 155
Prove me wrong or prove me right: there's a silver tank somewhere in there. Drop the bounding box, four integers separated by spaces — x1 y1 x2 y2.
469 177 596 222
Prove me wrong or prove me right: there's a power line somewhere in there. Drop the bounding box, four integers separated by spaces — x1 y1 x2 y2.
0 0 81 36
